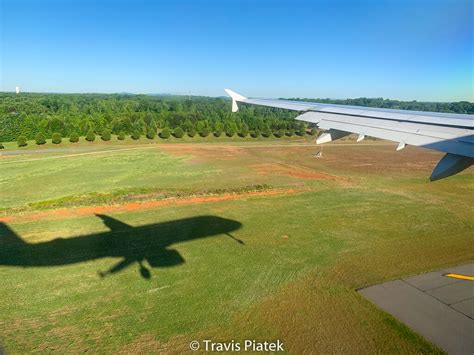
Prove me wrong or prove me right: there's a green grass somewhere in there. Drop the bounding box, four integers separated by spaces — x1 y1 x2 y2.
0 149 219 208
0 142 472 352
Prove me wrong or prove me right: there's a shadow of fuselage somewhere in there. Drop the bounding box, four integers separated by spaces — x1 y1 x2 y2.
0 214 242 279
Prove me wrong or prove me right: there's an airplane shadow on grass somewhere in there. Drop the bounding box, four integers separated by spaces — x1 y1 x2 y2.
0 214 243 279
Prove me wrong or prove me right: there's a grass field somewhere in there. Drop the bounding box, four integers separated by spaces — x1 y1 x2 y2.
1 139 473 353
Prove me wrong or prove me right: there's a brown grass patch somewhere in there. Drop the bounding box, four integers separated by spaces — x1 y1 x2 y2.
160 144 249 162
252 163 341 180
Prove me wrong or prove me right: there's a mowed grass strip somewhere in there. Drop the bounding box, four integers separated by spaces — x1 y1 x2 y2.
0 184 278 217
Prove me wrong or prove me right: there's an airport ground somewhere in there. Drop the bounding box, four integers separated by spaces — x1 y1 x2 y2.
0 137 472 352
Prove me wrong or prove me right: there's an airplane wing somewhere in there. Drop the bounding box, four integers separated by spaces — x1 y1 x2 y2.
224 89 474 181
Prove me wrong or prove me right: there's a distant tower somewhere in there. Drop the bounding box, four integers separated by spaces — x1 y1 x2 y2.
15 86 20 94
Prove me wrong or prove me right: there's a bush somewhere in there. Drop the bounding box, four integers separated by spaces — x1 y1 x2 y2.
146 128 156 139
131 131 140 140
0 143 4 149
35 133 46 145
117 131 126 140
160 128 171 139
310 128 318 136
262 128 272 138
199 127 210 137
251 129 261 138
17 136 28 147
239 124 249 138
86 130 96 142
69 132 80 143
173 127 184 138
226 128 235 137
214 129 222 137
52 132 62 144
297 126 306 136
187 129 196 138
101 129 111 141
274 129 285 138
286 129 295 137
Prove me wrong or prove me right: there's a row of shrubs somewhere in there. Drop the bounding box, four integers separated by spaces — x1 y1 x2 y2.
1 127 319 148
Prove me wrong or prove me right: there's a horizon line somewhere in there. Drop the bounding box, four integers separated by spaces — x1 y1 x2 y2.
0 90 472 104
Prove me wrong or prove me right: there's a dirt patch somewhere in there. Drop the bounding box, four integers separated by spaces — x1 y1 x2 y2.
160 144 249 162
1 188 308 224
252 163 340 180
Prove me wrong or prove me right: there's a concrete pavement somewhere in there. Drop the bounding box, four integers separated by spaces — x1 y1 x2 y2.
359 263 474 354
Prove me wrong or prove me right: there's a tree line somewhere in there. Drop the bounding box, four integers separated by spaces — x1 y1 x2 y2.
0 93 303 143
0 93 472 144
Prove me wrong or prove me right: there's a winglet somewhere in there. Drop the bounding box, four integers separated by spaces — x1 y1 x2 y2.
224 89 247 112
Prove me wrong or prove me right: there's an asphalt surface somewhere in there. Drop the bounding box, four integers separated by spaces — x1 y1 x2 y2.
359 263 474 354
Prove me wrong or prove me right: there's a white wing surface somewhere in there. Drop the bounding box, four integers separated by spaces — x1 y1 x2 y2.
225 89 473 181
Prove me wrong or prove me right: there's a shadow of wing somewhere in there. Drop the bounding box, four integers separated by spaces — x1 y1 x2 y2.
146 248 185 268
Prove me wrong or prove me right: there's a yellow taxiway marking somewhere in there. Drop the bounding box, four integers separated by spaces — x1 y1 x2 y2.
445 273 474 281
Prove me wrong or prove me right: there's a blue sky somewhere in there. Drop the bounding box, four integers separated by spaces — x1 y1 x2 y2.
1 0 472 101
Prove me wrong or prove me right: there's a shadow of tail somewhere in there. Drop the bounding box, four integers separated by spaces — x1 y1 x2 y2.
0 223 27 246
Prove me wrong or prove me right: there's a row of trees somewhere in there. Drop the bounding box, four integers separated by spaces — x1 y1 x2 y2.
15 129 113 147
2 92 471 143
0 93 300 142
11 126 319 147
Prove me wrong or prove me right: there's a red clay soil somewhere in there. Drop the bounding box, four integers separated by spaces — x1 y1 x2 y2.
0 188 307 224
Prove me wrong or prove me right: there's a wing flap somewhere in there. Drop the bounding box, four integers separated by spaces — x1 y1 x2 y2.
317 118 473 157
295 111 474 157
